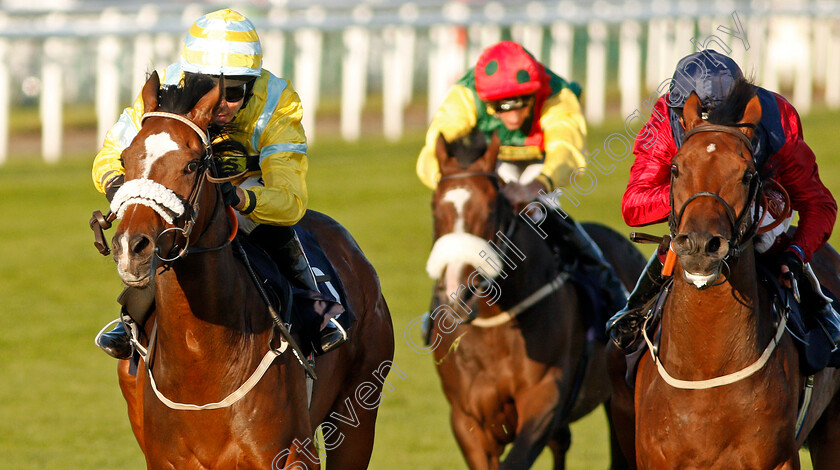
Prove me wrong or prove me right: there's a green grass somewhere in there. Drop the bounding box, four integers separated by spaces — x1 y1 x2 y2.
3 108 839 469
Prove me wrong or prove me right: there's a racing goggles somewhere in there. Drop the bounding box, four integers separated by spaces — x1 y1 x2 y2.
488 95 534 113
223 83 247 102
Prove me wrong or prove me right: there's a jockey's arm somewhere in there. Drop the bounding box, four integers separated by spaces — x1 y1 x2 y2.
244 84 308 227
538 88 587 191
92 65 180 194
416 85 478 189
92 93 146 194
769 98 837 262
621 97 676 227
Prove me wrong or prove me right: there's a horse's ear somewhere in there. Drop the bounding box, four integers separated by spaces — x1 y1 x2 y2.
682 92 704 131
482 132 500 172
435 133 457 175
187 75 223 129
142 71 160 114
740 95 762 140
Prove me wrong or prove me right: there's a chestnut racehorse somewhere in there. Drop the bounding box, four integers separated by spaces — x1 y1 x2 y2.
111 72 394 469
608 83 840 468
426 132 645 469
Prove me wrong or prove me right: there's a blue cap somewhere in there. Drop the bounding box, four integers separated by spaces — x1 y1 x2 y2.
667 50 743 108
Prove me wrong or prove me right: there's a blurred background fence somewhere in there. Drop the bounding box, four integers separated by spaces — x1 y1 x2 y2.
1 0 839 164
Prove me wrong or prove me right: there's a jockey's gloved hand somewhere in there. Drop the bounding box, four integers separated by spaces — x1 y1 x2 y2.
105 174 125 203
778 246 805 287
220 182 241 208
501 180 545 205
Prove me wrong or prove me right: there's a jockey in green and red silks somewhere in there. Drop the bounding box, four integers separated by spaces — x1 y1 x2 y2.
417 41 586 195
416 41 629 331
607 49 840 351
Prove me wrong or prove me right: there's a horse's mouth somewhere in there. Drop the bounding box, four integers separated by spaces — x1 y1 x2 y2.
119 271 153 288
682 267 721 289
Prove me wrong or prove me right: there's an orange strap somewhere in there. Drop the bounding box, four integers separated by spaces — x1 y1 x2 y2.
662 246 677 277
226 205 239 242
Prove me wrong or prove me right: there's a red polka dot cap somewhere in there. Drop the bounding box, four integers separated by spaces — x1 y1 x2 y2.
474 41 542 101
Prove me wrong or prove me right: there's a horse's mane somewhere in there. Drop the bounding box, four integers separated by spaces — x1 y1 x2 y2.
157 73 216 115
155 73 249 165
707 77 756 125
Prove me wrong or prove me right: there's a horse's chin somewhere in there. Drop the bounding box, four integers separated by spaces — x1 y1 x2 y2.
120 273 153 288
117 263 155 288
682 267 721 289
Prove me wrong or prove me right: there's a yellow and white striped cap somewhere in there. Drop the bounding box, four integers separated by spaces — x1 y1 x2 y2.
181 9 262 77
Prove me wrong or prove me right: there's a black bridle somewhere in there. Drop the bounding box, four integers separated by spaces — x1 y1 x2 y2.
435 171 518 301
436 171 513 243
139 112 235 264
669 123 762 261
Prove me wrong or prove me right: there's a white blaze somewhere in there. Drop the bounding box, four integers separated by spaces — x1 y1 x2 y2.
443 188 471 233
142 132 179 178
115 234 135 281
706 143 716 153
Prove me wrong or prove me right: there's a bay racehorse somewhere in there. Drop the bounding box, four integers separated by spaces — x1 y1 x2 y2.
110 72 394 469
608 85 840 468
425 131 645 469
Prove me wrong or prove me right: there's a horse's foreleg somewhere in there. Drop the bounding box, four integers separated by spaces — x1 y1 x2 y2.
499 383 561 470
547 425 571 470
451 406 496 470
606 342 636 469
117 359 145 453
604 399 635 470
806 382 840 470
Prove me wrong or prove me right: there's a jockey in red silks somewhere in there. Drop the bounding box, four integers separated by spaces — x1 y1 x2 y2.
417 41 628 330
606 49 840 351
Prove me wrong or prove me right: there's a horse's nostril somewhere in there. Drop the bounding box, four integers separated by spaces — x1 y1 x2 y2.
706 236 729 258
672 234 694 255
130 235 152 255
707 237 720 254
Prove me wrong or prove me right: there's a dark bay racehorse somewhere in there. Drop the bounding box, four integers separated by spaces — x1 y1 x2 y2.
608 86 840 468
426 132 645 469
112 72 394 469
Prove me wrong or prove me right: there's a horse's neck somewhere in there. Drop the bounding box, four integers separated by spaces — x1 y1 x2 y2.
152 225 271 370
664 251 771 369
494 224 558 307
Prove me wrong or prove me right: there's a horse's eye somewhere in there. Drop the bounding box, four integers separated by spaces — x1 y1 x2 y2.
184 160 200 174
742 170 755 184
671 164 679 178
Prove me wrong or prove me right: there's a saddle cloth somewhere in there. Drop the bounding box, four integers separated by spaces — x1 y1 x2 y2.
239 225 355 357
567 263 610 343
756 261 840 375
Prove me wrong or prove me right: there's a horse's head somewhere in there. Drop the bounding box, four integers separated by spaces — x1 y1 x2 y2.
111 71 227 287
669 79 762 288
426 129 506 300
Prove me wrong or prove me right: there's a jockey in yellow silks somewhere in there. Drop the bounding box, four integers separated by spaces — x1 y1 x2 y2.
417 41 628 335
417 42 586 195
93 9 347 359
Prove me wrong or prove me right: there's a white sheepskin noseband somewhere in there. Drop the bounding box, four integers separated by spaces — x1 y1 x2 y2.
426 232 503 280
110 178 186 225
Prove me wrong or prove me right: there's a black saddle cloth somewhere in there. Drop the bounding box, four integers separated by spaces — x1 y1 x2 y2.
548 236 611 343
238 226 354 357
756 261 840 375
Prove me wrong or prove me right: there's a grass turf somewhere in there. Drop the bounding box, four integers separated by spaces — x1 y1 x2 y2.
3 108 839 468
